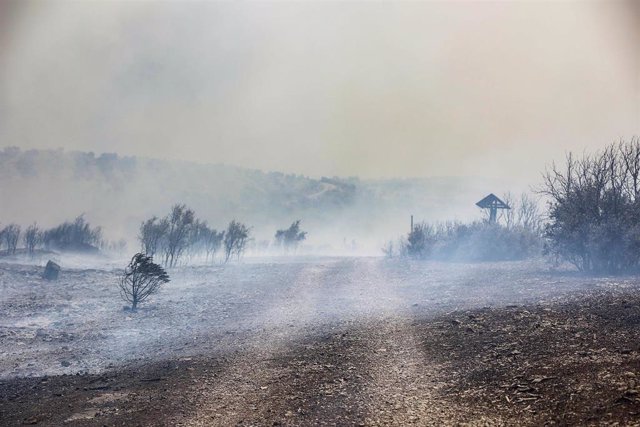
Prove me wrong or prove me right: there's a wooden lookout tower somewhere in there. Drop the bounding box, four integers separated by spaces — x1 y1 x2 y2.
476 193 510 223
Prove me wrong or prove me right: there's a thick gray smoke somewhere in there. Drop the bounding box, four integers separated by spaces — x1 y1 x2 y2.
0 1 638 252
1 1 638 183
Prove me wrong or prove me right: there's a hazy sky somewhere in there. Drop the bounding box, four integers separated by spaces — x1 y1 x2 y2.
1 1 638 185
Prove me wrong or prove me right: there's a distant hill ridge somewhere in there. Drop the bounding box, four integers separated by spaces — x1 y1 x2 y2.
0 147 495 249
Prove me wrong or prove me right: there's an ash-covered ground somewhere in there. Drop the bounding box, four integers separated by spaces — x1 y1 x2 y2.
2 258 640 425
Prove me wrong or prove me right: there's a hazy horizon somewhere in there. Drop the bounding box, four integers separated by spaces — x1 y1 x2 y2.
1 0 638 189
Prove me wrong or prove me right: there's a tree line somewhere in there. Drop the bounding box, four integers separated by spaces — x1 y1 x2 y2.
542 137 640 273
138 204 251 267
138 204 309 267
0 216 104 257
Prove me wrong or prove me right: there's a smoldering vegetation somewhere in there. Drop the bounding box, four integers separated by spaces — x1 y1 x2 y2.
542 138 640 273
3 139 640 271
0 216 107 258
385 193 544 262
3 139 640 425
380 137 640 275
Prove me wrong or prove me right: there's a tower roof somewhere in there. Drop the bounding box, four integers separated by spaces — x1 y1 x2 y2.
476 193 510 209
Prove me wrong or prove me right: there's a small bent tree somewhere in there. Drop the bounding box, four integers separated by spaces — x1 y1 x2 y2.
224 220 251 263
275 220 307 253
119 253 170 310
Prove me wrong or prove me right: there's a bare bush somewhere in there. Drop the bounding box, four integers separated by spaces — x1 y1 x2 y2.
516 193 543 233
398 218 542 262
119 253 170 310
541 137 640 273
162 204 195 268
2 224 21 255
224 220 251 262
381 240 395 258
43 215 102 252
139 216 169 257
405 223 435 259
139 205 234 266
23 223 42 256
275 220 307 253
203 226 224 263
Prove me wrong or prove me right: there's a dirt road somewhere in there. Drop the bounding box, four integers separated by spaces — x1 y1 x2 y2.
2 258 640 425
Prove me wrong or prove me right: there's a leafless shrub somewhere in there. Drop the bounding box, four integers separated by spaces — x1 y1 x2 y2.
405 222 436 259
140 205 235 266
42 215 102 252
224 220 251 263
162 204 195 268
139 216 169 257
541 137 640 273
398 218 542 262
275 220 307 253
203 226 224 263
381 240 395 258
2 224 21 255
23 223 42 257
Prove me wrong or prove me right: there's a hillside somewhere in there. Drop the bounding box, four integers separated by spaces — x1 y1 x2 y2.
0 147 500 252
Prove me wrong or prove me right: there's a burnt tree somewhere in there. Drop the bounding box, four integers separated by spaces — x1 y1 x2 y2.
119 253 170 310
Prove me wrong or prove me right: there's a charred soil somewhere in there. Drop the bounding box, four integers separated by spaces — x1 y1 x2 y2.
0 258 640 426
3 286 640 426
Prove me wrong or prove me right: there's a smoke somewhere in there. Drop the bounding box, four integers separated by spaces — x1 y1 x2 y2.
0 147 511 255
0 1 637 187
0 1 637 254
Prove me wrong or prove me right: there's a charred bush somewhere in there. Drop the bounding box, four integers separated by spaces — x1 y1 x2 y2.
139 205 230 266
224 220 251 262
275 220 307 253
42 215 102 253
398 194 543 261
405 223 436 259
119 253 170 310
430 221 542 261
1 224 21 255
139 216 169 257
162 204 195 268
23 223 42 257
542 137 640 273
202 226 224 263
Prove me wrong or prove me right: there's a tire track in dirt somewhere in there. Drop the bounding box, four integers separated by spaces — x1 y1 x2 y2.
355 260 509 426
179 259 372 426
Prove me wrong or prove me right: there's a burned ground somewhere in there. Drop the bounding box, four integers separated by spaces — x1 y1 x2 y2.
1 258 640 425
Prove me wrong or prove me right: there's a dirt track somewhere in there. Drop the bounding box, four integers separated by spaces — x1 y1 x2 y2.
2 258 640 425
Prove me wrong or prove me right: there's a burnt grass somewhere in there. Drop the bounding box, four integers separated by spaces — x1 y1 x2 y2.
3 288 640 425
420 291 640 425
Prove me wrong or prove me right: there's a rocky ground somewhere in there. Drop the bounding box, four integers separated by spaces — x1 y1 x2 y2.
2 258 640 425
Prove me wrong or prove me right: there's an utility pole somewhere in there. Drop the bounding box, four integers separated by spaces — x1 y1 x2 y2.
410 215 414 232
